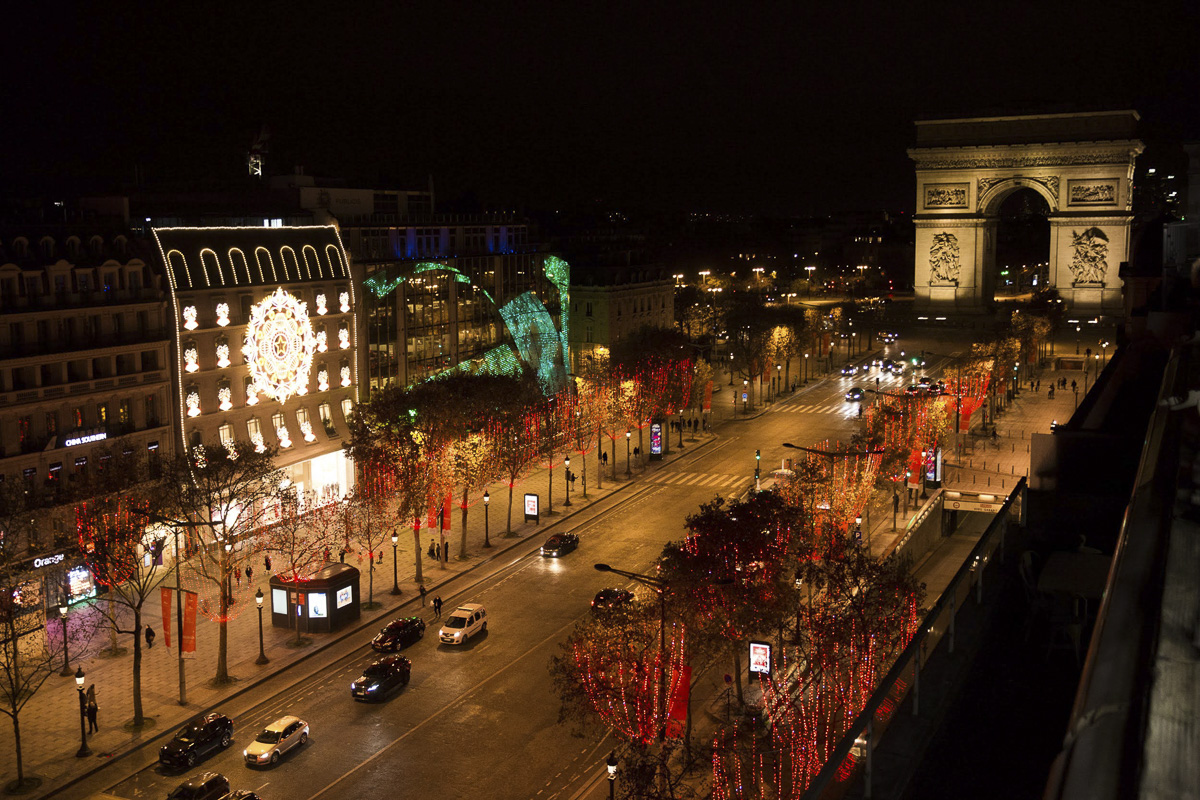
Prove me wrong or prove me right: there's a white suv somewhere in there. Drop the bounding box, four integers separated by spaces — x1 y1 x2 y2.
438 603 488 645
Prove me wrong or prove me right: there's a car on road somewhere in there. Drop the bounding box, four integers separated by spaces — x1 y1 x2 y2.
160 713 234 769
840 364 858 376
439 603 488 645
889 362 905 375
905 385 922 395
871 358 883 368
166 772 230 800
220 793 262 800
244 715 309 766
540 532 579 557
845 388 864 402
879 331 899 343
918 376 931 386
351 655 412 700
371 617 426 652
591 588 634 611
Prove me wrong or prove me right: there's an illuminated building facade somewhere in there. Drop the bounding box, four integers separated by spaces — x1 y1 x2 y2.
152 226 358 502
566 259 675 371
340 220 571 394
0 228 170 610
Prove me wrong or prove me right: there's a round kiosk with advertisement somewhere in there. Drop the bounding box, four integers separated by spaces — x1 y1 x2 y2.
268 562 360 634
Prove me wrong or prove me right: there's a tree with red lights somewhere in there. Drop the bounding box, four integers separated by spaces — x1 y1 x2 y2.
265 491 340 642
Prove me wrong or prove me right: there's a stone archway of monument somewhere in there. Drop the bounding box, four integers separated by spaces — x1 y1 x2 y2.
978 177 1059 216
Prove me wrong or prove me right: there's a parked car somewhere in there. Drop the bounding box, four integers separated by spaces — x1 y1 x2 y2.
351 656 412 700
243 715 309 766
592 588 635 611
166 772 230 800
840 364 858 376
845 388 864 402
540 532 579 557
438 603 488 645
160 713 234 769
371 617 426 652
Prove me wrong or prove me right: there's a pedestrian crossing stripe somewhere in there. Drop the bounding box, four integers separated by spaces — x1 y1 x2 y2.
776 402 852 414
647 472 747 489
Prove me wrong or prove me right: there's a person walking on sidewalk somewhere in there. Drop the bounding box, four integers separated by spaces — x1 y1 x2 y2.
86 696 98 733
419 584 427 606
145 625 155 649
245 565 253 583
433 596 443 619
428 540 436 560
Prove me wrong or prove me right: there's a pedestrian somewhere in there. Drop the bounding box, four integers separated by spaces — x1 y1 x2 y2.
86 697 98 733
633 446 640 458
1071 379 1077 391
264 554 272 573
1036 380 1040 392
434 542 440 562
245 565 253 582
145 625 156 649
433 595 443 619
235 569 241 587
1049 386 1055 399
992 427 999 441
419 584 427 606
602 451 608 466
428 540 436 559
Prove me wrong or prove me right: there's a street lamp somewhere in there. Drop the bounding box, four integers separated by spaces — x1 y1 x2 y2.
804 352 809 383
625 431 632 477
805 264 816 295
59 602 72 676
743 379 749 414
75 666 90 757
483 491 491 547
677 410 684 449
855 515 863 547
224 540 233 606
563 457 572 507
728 352 734 385
776 363 782 398
606 750 618 800
255 588 269 665
390 531 401 595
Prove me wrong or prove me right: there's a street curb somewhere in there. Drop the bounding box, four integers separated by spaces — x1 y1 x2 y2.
44 434 723 799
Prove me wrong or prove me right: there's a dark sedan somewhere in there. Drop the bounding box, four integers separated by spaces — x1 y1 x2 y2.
540 532 579 557
845 388 864 402
160 713 234 769
371 617 426 652
351 656 411 701
591 588 634 611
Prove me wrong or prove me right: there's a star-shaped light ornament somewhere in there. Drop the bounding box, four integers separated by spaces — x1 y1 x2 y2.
243 287 317 405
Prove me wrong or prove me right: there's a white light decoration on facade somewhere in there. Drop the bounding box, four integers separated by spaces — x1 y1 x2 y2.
218 385 233 411
246 388 258 406
183 305 198 331
316 330 328 353
184 343 200 373
251 431 265 452
276 425 292 448
243 287 316 404
315 293 327 315
186 389 201 417
215 302 230 327
317 366 329 392
192 444 207 468
340 364 351 387
301 420 316 442
339 291 350 313
216 341 231 368
225 441 239 460
338 325 350 350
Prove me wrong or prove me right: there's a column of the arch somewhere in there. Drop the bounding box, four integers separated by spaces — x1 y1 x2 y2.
1047 213 1130 314
915 217 989 311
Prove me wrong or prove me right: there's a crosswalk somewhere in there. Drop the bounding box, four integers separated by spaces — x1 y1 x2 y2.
774 400 855 414
645 471 750 493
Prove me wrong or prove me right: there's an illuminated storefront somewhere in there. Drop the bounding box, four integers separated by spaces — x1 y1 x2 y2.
152 226 358 507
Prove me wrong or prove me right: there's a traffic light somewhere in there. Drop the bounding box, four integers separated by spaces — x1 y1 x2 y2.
755 449 761 462
755 449 761 479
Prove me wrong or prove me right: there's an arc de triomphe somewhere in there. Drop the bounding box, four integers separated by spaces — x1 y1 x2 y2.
909 111 1143 313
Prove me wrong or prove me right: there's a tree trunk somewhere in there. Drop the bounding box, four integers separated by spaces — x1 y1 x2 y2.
216 560 229 682
367 554 375 600
458 486 469 559
132 607 144 725
595 429 603 489
107 588 120 654
11 711 23 787
411 523 424 585
506 483 515 534
610 439 617 481
638 428 645 468
731 642 744 706
547 463 553 514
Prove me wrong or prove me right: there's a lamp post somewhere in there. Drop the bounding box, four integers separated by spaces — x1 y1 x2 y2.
855 515 863 547
625 432 632 477
804 352 809 383
59 603 72 676
563 457 572 507
1075 325 1081 354
224 541 233 606
743 379 749 414
255 588 269 665
805 264 815 295
390 531 400 595
776 363 782 398
677 411 685 449
606 751 618 800
1101 340 1110 367
75 667 90 757
729 352 734 385
483 491 491 547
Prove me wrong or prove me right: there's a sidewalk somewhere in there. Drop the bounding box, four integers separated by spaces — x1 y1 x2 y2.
7 428 721 799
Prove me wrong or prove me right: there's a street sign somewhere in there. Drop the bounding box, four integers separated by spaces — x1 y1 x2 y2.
742 392 748 402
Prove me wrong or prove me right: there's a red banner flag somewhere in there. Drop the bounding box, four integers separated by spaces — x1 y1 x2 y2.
665 665 691 739
703 380 713 412
161 586 172 648
182 590 198 655
442 494 452 531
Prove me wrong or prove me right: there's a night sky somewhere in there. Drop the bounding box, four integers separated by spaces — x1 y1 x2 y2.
6 3 1198 215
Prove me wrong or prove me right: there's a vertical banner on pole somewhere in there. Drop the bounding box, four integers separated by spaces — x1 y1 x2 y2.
703 380 713 412
161 586 172 648
666 665 691 739
182 591 198 657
